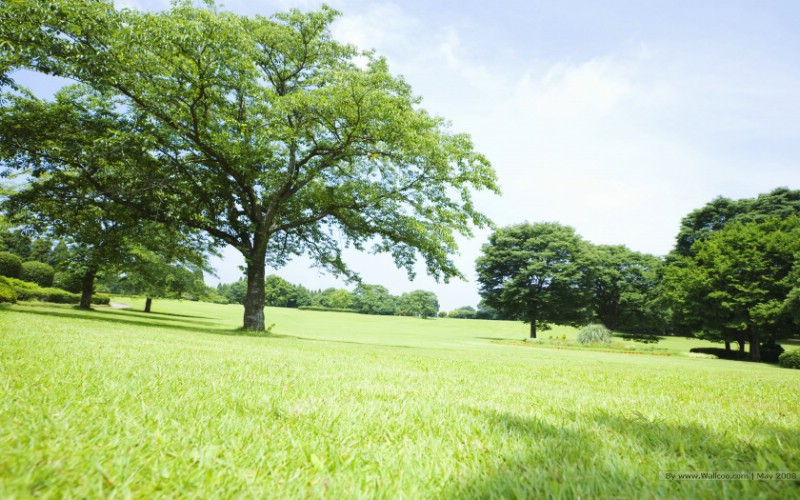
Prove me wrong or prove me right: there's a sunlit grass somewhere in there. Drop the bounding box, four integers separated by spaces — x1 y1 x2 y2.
1 299 798 498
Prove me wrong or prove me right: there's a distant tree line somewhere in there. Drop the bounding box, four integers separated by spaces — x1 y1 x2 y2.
477 188 800 362
215 276 441 319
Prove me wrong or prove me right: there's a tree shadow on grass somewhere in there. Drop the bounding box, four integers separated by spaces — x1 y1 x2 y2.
291 335 416 350
8 305 259 338
115 309 217 320
97 307 219 324
443 408 794 498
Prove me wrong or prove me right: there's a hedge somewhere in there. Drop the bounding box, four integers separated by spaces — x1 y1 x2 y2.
5 277 110 305
0 276 17 303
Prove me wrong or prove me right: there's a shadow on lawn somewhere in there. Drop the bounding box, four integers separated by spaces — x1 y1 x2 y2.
117 309 217 320
444 408 792 498
292 335 415 350
9 304 255 338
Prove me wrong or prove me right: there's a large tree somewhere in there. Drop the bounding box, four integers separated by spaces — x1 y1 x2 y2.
590 245 668 334
476 222 594 338
396 290 439 319
0 1 498 330
0 87 210 309
353 283 397 315
664 218 800 361
674 187 800 256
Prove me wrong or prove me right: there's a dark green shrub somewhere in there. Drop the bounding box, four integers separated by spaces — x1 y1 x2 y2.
0 251 23 278
778 350 800 369
0 276 17 303
760 344 785 364
5 276 110 305
14 285 77 303
93 294 111 305
20 261 55 287
577 324 612 344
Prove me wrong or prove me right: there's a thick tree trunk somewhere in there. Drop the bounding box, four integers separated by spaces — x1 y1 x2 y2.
749 332 761 362
242 254 267 331
529 321 537 339
78 269 95 309
724 339 731 351
144 297 152 313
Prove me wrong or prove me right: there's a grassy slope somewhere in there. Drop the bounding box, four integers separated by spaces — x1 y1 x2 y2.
1 299 798 498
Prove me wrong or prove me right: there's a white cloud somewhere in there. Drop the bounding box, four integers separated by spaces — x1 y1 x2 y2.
332 3 416 52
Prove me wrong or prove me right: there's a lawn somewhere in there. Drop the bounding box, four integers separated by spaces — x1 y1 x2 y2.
1 299 798 498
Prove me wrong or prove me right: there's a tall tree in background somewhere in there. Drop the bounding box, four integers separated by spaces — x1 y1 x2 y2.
476 222 594 338
590 245 668 334
353 283 397 315
396 290 439 319
0 1 498 330
664 218 800 361
674 187 800 256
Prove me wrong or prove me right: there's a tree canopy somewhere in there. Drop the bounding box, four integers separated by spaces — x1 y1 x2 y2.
476 222 594 338
674 187 800 256
0 0 498 330
590 245 667 334
664 217 800 360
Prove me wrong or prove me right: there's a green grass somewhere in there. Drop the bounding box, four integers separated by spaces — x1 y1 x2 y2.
1 299 799 498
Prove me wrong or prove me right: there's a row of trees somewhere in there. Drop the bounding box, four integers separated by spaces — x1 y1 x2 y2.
0 1 497 330
0 222 211 311
216 276 441 318
477 188 800 361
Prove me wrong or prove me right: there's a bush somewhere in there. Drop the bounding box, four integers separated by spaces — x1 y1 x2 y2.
778 350 800 369
14 285 78 304
0 251 23 278
577 324 613 344
0 276 17 303
20 261 55 287
93 294 111 305
760 343 785 364
5 276 111 305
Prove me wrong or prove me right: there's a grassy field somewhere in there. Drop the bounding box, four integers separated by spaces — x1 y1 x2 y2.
1 299 799 498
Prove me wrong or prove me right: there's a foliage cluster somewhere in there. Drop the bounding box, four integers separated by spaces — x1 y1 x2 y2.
216 275 441 318
477 222 665 338
778 350 800 369
6 277 110 305
20 261 55 287
0 251 22 278
577 324 613 344
477 188 800 361
0 275 16 303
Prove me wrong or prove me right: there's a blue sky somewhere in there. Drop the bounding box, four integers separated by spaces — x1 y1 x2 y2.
18 1 800 309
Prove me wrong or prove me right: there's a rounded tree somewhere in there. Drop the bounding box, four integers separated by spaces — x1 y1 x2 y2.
476 222 594 338
0 1 498 330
